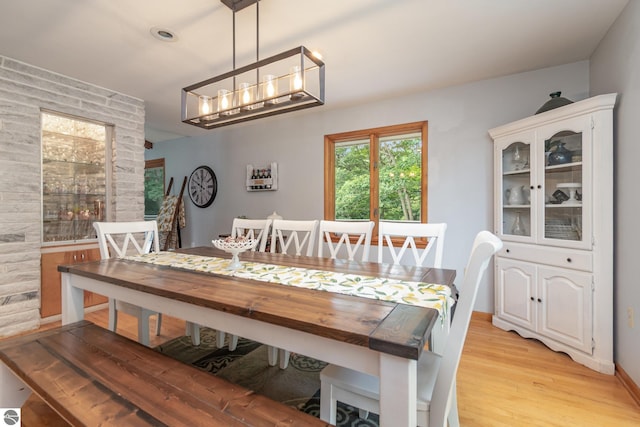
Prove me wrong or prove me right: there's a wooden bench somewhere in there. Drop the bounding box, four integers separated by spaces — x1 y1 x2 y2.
0 321 331 427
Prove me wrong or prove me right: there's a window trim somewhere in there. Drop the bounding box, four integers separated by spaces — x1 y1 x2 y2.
144 158 165 220
324 121 428 247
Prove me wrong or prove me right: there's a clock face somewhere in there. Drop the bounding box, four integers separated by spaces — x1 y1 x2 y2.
188 165 217 208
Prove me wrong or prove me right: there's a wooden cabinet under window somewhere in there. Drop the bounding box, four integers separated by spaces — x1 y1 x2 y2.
41 245 107 318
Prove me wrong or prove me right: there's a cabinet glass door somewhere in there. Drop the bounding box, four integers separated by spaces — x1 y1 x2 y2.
543 130 584 245
500 140 533 239
41 112 111 244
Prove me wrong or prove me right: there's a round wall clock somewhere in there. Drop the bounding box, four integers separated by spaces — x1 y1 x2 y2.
188 165 217 208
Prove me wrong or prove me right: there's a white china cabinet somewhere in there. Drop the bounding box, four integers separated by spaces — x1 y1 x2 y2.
489 93 616 374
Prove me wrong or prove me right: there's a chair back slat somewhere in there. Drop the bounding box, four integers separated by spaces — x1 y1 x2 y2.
94 221 160 260
378 222 447 267
318 220 374 262
270 219 319 256
231 218 272 252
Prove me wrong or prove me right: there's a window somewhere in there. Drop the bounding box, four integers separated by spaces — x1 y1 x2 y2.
324 121 428 242
144 158 165 219
41 111 112 243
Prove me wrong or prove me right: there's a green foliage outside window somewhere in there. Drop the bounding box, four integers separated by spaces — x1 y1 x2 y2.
334 136 422 222
379 137 422 221
145 165 165 216
335 142 370 220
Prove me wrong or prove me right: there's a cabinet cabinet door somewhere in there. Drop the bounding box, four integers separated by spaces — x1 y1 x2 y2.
82 248 108 307
41 248 107 318
495 131 536 242
494 116 593 250
495 258 536 330
538 117 592 250
538 266 592 353
41 251 71 317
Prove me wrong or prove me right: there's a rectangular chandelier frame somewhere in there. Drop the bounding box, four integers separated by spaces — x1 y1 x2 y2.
181 46 325 129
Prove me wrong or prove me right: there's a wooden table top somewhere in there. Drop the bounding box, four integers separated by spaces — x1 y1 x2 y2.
60 247 456 360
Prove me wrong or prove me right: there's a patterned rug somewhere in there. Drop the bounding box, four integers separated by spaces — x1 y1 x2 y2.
156 328 379 426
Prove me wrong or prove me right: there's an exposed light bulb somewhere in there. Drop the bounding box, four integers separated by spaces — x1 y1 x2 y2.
262 75 278 105
199 96 213 116
290 66 304 100
239 82 254 111
217 89 231 114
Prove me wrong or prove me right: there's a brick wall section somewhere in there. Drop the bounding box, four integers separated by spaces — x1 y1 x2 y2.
0 55 145 337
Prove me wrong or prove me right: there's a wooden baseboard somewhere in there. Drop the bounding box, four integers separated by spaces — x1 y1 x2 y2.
616 363 640 407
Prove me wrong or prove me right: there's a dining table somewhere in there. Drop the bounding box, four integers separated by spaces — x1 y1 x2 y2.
59 246 456 427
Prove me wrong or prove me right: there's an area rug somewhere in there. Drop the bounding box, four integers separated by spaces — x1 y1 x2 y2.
156 327 379 426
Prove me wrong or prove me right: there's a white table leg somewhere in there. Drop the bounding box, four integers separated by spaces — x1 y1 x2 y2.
61 272 84 325
267 345 278 366
379 353 417 427
108 298 117 331
430 307 450 355
0 363 31 408
278 349 290 370
187 322 200 346
215 330 226 348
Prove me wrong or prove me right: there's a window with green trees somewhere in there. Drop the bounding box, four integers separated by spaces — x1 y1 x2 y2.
144 158 165 219
324 121 428 240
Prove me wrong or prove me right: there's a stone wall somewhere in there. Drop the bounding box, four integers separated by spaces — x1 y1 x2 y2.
0 55 145 337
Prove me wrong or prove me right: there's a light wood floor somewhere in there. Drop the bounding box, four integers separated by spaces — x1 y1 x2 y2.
8 310 640 426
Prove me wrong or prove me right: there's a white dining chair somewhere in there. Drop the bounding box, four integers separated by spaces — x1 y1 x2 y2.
267 219 319 368
269 219 319 256
231 217 272 252
319 231 502 427
93 221 163 347
378 222 449 356
378 221 447 267
208 217 273 351
317 220 375 262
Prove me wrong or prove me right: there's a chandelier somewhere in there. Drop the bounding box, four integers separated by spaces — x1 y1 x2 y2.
181 0 325 129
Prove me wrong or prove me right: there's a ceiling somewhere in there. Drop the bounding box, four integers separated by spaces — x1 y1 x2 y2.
0 0 628 142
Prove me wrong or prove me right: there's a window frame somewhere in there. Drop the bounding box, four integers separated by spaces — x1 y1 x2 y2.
324 121 428 246
144 158 165 220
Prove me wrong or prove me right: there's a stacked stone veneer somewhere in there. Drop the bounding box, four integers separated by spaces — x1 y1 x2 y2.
0 55 145 337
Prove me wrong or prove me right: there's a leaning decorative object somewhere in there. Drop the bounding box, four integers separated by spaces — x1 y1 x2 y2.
535 91 574 114
212 237 259 269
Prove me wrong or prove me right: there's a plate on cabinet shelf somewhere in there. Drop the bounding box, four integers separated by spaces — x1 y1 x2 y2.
546 202 582 207
545 161 582 171
503 169 530 175
545 225 579 240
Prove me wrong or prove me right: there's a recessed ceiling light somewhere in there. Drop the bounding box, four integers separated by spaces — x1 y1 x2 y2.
150 27 178 42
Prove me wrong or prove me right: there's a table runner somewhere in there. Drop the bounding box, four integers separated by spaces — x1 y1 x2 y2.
124 252 452 319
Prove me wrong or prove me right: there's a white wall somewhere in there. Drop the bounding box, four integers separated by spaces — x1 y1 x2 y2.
590 0 640 387
148 61 589 314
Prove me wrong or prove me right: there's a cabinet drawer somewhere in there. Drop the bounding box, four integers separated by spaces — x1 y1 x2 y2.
498 242 592 272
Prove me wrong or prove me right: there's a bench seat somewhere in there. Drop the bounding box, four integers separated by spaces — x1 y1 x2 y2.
0 321 330 427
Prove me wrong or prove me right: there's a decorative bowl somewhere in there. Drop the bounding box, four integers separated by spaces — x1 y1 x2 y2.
211 238 259 269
